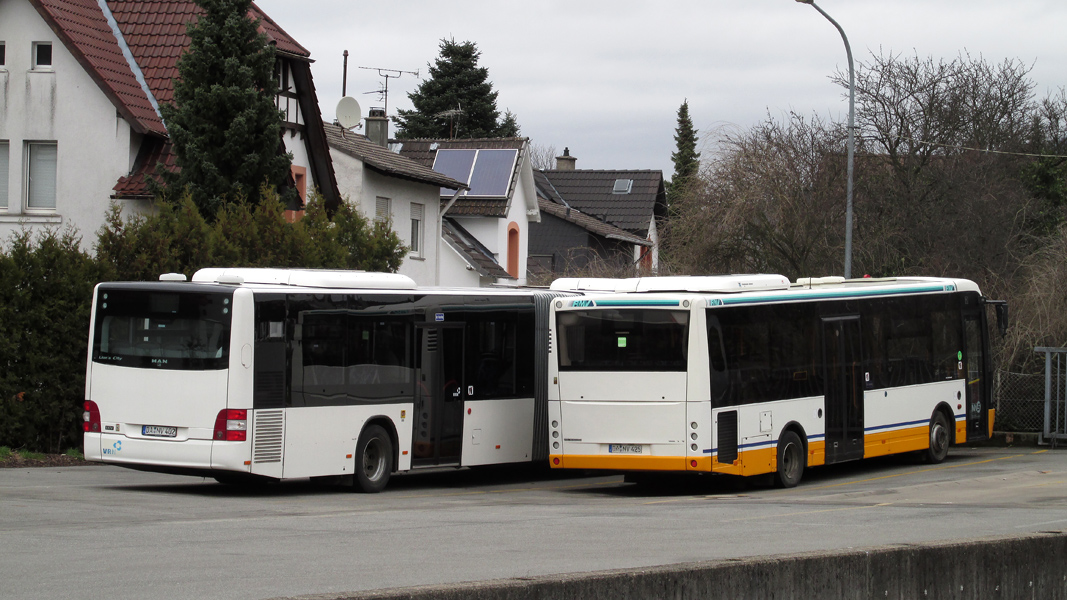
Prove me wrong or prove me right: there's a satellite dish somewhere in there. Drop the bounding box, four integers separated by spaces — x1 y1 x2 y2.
336 96 362 129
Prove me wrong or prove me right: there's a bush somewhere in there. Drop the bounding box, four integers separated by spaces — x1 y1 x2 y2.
0 228 105 453
97 191 406 279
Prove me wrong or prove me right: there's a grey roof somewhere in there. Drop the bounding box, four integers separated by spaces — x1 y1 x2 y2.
324 123 467 190
537 199 651 247
442 218 513 280
536 169 666 236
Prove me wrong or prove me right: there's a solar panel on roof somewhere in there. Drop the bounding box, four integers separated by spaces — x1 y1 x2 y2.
433 149 477 196
467 149 518 196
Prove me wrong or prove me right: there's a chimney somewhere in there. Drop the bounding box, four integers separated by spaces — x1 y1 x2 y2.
555 147 576 171
365 107 388 147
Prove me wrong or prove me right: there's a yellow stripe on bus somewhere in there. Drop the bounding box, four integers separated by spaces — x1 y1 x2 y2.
865 426 930 458
552 419 971 477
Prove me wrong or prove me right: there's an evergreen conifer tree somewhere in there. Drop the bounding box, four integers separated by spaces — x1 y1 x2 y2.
668 100 700 202
394 39 519 139
159 0 295 221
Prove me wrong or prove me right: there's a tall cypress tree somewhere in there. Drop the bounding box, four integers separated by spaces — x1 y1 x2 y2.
159 0 294 221
668 100 700 203
394 39 519 139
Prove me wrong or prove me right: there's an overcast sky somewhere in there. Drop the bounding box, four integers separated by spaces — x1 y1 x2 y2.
255 0 1066 176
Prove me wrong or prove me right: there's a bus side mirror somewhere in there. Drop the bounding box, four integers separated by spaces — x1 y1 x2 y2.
995 303 1008 337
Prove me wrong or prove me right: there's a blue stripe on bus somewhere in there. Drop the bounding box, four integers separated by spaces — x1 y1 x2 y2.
703 433 827 455
864 414 967 432
719 285 950 306
864 418 931 432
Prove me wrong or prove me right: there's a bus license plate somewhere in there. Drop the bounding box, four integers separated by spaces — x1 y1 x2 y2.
142 425 177 438
609 444 642 454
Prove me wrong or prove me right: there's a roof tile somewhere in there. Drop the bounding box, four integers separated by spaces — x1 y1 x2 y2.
323 124 467 191
537 169 666 236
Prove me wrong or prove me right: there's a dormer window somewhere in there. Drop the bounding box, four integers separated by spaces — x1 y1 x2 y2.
612 179 633 194
33 42 52 69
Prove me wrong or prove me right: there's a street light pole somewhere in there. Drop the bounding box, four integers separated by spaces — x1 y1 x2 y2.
796 0 855 279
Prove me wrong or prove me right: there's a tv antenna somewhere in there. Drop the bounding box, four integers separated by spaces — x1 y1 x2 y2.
434 102 464 139
359 66 418 117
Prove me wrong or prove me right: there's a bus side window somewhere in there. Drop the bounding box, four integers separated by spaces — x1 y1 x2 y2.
707 314 729 406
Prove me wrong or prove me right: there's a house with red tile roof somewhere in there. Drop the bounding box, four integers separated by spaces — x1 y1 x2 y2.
0 0 337 244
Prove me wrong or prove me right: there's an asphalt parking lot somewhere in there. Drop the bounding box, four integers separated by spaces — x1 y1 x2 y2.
1 447 1064 600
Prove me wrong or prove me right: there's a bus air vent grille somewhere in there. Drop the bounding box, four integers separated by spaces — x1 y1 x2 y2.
426 329 438 352
253 409 284 463
717 410 738 464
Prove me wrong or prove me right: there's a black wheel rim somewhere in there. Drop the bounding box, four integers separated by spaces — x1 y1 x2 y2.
782 441 800 481
363 438 385 481
931 422 948 457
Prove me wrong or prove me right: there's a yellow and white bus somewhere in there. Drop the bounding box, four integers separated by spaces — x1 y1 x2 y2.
84 268 567 492
546 275 1005 487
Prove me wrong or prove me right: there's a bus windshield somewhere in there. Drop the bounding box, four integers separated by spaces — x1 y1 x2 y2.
557 309 689 371
92 288 233 370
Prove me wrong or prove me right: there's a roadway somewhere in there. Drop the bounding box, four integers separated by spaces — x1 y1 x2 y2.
1 447 1065 599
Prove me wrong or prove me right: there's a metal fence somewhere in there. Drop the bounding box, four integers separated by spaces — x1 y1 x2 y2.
994 371 1046 433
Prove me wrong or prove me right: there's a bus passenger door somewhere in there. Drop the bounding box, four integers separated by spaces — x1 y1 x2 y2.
413 325 465 466
963 307 989 440
822 316 864 463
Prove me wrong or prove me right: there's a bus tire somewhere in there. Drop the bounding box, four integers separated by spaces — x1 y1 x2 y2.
774 431 805 488
354 424 393 493
925 412 950 464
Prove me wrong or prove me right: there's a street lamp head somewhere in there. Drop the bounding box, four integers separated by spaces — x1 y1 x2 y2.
795 0 814 3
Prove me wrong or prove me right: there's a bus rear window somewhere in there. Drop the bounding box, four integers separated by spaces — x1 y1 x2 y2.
92 289 233 370
556 309 689 371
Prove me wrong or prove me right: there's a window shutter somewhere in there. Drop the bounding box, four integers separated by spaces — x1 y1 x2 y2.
375 197 390 222
0 142 8 209
28 143 57 209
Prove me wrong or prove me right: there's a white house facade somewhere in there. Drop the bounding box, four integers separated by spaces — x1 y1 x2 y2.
1 0 338 249
324 123 467 286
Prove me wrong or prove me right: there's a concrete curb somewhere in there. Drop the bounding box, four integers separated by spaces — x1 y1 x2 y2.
272 531 1067 600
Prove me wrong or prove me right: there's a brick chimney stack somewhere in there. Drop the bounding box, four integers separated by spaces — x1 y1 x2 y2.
365 107 388 147
555 147 577 171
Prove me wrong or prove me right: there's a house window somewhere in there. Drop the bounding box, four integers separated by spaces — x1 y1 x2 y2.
26 142 57 209
375 197 391 224
612 179 633 194
409 203 424 257
33 42 52 69
0 42 6 67
0 141 9 209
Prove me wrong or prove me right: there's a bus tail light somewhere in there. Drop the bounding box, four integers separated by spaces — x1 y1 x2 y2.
214 409 247 441
83 400 101 433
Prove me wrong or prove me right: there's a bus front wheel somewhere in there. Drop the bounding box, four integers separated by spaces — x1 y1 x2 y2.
925 412 950 464
774 431 805 488
354 424 393 493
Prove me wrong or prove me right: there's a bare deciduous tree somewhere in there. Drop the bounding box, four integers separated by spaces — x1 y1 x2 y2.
527 143 557 171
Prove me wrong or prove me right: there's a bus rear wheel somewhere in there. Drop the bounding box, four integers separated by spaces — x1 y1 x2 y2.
925 412 950 464
774 431 805 488
354 424 393 493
